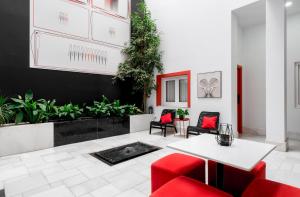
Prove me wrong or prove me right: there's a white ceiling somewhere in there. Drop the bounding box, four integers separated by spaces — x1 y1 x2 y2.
233 0 300 28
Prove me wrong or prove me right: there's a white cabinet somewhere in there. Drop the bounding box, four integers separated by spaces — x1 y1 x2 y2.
91 12 130 47
33 0 89 38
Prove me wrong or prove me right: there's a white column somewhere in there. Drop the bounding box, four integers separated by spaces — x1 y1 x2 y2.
266 0 287 151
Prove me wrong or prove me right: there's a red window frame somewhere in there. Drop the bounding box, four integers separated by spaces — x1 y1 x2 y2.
156 70 191 108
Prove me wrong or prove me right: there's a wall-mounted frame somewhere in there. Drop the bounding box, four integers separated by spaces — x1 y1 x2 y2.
197 71 222 98
295 62 300 108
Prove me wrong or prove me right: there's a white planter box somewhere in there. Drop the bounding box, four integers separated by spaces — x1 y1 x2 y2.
0 123 54 157
130 114 154 133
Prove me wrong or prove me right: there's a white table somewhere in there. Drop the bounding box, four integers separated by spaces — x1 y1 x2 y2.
167 134 276 189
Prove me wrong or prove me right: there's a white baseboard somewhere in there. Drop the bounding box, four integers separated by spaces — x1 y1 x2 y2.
243 127 266 136
287 131 300 141
265 140 288 152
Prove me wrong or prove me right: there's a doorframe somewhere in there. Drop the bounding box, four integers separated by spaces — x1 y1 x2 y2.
237 65 243 134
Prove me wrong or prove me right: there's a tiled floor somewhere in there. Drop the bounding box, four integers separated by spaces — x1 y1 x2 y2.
0 130 300 197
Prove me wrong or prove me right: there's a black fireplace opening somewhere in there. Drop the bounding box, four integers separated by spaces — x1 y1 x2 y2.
90 142 161 166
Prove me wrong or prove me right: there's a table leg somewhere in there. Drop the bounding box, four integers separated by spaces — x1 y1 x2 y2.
216 162 224 190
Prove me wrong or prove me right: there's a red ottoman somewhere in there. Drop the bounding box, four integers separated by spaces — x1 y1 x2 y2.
151 176 233 197
151 153 205 192
243 179 300 197
208 160 266 196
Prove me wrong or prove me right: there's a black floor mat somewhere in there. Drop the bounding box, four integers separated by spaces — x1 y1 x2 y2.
91 142 161 166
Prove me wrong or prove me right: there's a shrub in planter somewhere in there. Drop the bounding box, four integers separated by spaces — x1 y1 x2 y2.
0 96 14 125
10 90 55 124
86 96 112 118
124 104 142 116
56 103 83 121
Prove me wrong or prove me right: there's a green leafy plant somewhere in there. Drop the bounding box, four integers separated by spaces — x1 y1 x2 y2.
124 104 142 116
56 103 83 121
114 2 163 112
39 99 58 122
86 96 112 118
111 100 126 117
10 90 48 124
0 96 14 125
177 108 189 120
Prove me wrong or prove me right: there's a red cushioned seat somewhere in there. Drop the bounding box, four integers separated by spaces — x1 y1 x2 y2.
151 176 233 197
243 179 300 197
151 153 205 192
208 160 266 196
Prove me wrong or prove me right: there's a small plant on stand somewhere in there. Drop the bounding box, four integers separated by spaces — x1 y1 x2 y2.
177 108 189 120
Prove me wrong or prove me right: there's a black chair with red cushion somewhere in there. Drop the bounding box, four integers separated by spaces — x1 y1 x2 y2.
150 109 177 137
187 111 220 138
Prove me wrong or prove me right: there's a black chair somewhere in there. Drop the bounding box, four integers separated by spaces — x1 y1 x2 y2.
149 109 177 137
186 111 220 138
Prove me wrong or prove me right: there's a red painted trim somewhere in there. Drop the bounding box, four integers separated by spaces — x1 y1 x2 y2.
237 65 243 134
156 70 191 108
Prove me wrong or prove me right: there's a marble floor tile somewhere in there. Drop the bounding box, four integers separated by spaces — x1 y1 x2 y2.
115 189 146 197
0 130 299 196
4 173 48 196
45 169 81 183
30 186 74 197
91 184 121 197
70 177 108 197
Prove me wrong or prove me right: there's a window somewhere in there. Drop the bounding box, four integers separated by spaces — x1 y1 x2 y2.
296 62 300 108
166 80 175 102
162 76 188 107
179 79 188 102
156 70 191 107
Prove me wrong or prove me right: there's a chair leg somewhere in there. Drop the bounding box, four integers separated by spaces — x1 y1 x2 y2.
164 128 166 137
149 125 152 134
174 126 178 134
186 131 189 138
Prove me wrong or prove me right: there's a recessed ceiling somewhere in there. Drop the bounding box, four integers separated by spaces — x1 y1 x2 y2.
233 0 266 28
233 0 300 28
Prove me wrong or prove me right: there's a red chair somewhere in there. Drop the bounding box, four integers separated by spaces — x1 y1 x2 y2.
243 179 300 197
208 160 266 196
151 153 205 193
151 176 233 197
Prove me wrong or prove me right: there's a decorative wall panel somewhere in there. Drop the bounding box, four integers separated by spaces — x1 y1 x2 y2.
30 0 130 75
33 31 122 75
91 12 130 47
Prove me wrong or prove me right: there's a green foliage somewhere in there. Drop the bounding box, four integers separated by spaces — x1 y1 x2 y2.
0 96 14 125
39 99 58 122
177 108 189 118
56 103 83 121
86 96 112 117
124 104 142 116
10 90 53 124
114 2 163 111
87 96 142 118
4 91 142 125
111 100 126 117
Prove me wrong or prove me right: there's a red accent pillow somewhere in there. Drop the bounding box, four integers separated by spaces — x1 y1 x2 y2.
161 113 172 124
201 116 217 129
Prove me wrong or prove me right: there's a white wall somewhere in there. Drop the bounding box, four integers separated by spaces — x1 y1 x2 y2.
241 23 266 135
287 13 300 139
145 0 260 131
236 13 300 140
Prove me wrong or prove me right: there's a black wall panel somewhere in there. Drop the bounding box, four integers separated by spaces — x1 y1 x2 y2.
0 0 142 106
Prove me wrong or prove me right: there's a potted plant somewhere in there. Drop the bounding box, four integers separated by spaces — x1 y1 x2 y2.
177 108 189 120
